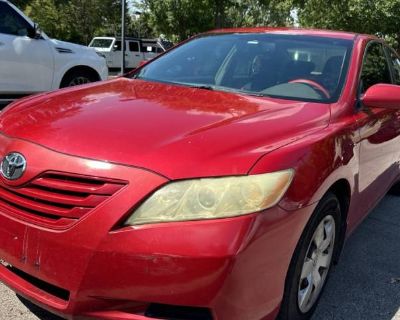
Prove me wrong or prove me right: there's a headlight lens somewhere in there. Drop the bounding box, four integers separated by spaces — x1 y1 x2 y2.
126 169 294 225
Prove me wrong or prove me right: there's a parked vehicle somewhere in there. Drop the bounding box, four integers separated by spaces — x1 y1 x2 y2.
89 36 172 70
0 0 108 104
1 28 400 320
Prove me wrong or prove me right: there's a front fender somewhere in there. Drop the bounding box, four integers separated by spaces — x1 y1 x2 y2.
249 117 359 212
52 53 108 89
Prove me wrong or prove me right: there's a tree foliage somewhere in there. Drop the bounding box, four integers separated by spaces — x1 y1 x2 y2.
136 0 214 41
136 0 294 41
20 0 129 44
9 0 400 50
297 0 400 50
225 0 293 28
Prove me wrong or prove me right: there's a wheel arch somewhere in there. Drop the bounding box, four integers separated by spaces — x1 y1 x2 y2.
59 65 101 88
320 179 351 263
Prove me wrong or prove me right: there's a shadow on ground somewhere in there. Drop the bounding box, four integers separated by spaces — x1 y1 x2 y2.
15 195 400 320
17 295 63 320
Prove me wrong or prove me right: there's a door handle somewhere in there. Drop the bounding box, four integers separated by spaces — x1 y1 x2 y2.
135 54 140 57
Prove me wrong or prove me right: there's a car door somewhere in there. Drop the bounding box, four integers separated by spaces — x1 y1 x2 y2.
385 46 400 177
127 40 142 68
351 41 400 225
110 40 125 69
0 2 53 95
142 42 158 61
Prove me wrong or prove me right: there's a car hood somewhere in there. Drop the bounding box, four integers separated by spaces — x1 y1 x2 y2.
50 38 98 56
0 79 330 179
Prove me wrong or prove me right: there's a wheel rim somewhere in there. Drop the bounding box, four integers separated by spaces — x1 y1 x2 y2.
297 215 336 313
68 76 91 87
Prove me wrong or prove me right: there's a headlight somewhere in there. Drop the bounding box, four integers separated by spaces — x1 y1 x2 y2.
125 169 294 226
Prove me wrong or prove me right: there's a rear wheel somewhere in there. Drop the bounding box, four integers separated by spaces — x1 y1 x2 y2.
60 69 99 88
278 193 340 320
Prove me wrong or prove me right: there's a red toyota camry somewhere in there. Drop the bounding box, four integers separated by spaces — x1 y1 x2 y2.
1 28 400 320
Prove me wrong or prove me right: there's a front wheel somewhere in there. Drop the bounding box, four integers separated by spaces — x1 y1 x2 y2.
60 70 99 88
278 193 340 320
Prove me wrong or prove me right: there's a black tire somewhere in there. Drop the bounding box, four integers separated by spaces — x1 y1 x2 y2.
278 193 341 320
60 69 99 88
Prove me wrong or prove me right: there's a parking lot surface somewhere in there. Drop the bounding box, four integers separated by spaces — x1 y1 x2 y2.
1 194 400 319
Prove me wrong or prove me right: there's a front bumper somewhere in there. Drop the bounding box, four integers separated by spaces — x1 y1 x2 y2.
0 135 316 320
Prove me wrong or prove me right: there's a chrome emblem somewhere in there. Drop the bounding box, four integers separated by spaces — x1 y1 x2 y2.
1 152 26 180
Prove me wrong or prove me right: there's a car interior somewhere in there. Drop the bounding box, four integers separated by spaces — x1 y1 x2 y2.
136 34 352 102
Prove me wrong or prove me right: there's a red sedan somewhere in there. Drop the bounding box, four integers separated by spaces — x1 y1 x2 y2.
1 28 400 320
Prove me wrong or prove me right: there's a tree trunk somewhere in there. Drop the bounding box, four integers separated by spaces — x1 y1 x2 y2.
215 0 225 28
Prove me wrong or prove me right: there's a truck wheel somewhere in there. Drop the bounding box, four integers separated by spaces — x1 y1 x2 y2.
60 69 99 88
278 193 341 320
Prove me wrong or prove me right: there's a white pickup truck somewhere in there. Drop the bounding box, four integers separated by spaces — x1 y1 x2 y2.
89 37 173 71
0 0 108 104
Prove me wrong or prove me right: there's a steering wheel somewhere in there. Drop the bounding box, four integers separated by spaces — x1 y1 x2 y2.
289 79 330 99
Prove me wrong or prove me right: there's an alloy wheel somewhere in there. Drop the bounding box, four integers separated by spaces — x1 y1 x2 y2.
68 76 91 86
297 215 336 313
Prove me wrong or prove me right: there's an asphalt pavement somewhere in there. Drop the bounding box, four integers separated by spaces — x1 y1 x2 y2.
1 194 400 319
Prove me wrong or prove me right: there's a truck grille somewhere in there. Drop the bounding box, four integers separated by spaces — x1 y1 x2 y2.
0 172 126 229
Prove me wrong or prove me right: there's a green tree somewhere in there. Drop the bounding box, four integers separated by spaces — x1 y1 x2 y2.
25 0 68 40
225 0 293 27
138 0 214 41
137 0 295 42
10 0 32 9
128 12 155 38
64 0 128 44
24 0 129 44
296 0 400 50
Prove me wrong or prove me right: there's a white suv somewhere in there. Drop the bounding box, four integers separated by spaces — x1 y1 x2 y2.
89 37 173 70
0 0 108 103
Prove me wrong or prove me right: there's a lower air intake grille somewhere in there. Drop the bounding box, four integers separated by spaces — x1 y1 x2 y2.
145 303 213 320
8 266 70 301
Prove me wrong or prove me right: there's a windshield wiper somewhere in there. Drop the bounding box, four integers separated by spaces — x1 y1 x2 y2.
190 85 215 90
180 83 215 91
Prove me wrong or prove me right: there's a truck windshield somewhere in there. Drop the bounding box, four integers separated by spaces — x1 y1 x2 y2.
133 33 354 103
90 39 113 49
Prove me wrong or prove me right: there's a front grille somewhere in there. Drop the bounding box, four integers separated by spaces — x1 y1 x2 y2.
0 172 126 229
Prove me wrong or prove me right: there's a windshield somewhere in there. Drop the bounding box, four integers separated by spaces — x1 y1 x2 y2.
90 38 113 49
133 33 353 102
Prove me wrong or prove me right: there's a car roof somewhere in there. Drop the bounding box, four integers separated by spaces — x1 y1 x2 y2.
92 36 159 42
205 27 373 41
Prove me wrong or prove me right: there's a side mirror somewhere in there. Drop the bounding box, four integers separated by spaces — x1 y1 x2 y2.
27 23 41 39
361 84 400 109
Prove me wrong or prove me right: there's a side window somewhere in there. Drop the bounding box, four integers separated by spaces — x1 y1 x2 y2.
360 43 392 93
114 41 122 51
129 41 139 52
113 41 127 51
387 48 400 85
0 3 31 36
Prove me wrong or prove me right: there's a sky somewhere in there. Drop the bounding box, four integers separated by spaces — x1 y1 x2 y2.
127 0 139 11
